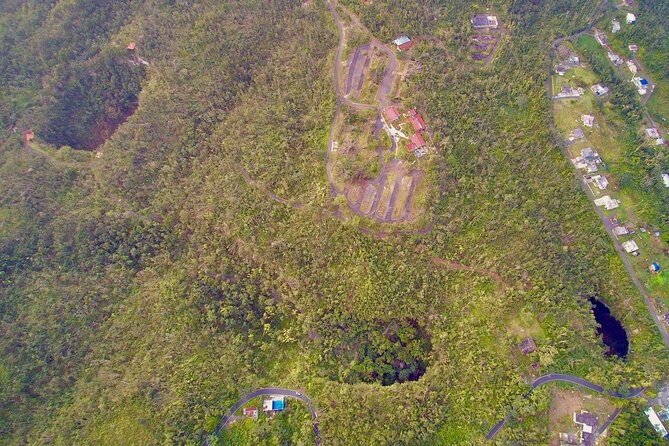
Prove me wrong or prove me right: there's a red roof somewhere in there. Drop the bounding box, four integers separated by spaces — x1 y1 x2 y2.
24 130 34 142
406 109 417 117
127 42 136 51
406 142 416 152
410 132 426 148
408 113 426 131
383 106 400 122
398 40 415 51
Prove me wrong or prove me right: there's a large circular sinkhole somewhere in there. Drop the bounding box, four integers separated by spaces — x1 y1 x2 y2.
312 317 432 386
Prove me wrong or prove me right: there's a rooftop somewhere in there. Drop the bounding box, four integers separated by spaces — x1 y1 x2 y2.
471 14 498 29
519 337 537 354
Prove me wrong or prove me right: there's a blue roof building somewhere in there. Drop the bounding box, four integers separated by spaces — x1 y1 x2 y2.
650 262 661 273
640 78 649 86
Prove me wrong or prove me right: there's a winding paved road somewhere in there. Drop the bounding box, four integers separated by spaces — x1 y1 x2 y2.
485 374 644 440
201 388 319 446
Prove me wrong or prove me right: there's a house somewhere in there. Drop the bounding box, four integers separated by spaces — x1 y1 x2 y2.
572 148 601 173
629 44 638 52
23 130 34 143
553 86 584 100
569 128 585 141
393 36 411 47
594 29 608 46
568 55 580 65
626 60 637 74
574 411 599 446
644 407 669 438
243 407 258 419
622 240 639 254
582 114 595 127
398 40 415 51
607 51 623 65
407 132 426 152
383 105 400 122
626 13 636 24
645 127 660 139
662 173 669 188
262 395 285 412
471 14 498 29
612 226 629 236
633 77 649 94
633 77 649 88
556 65 568 76
650 262 661 273
612 19 621 33
519 337 537 354
406 109 426 131
590 174 609 190
591 84 609 96
127 42 136 51
594 195 620 210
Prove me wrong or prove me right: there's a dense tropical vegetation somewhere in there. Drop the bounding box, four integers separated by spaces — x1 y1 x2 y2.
1 0 668 445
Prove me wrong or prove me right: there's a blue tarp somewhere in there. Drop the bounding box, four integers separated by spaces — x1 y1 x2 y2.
651 262 660 272
640 78 649 86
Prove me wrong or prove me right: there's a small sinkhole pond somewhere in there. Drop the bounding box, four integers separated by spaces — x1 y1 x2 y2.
589 297 629 358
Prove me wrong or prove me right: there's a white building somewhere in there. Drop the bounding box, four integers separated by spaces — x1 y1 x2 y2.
612 19 621 33
594 195 620 210
626 13 636 24
622 240 639 253
646 128 660 139
626 60 637 74
662 173 669 188
612 226 629 236
582 114 595 127
644 407 668 437
607 51 623 65
591 84 609 96
590 175 609 190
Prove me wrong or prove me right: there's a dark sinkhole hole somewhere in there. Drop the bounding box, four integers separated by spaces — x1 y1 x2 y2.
589 297 629 358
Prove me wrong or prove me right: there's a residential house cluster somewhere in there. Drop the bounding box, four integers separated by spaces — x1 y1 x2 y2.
382 106 430 158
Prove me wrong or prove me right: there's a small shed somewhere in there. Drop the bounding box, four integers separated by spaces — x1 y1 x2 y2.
556 65 568 76
127 42 136 51
626 13 636 24
519 337 537 354
23 130 35 143
582 114 595 127
627 60 637 74
650 262 661 273
398 40 415 51
629 44 638 52
471 14 499 29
